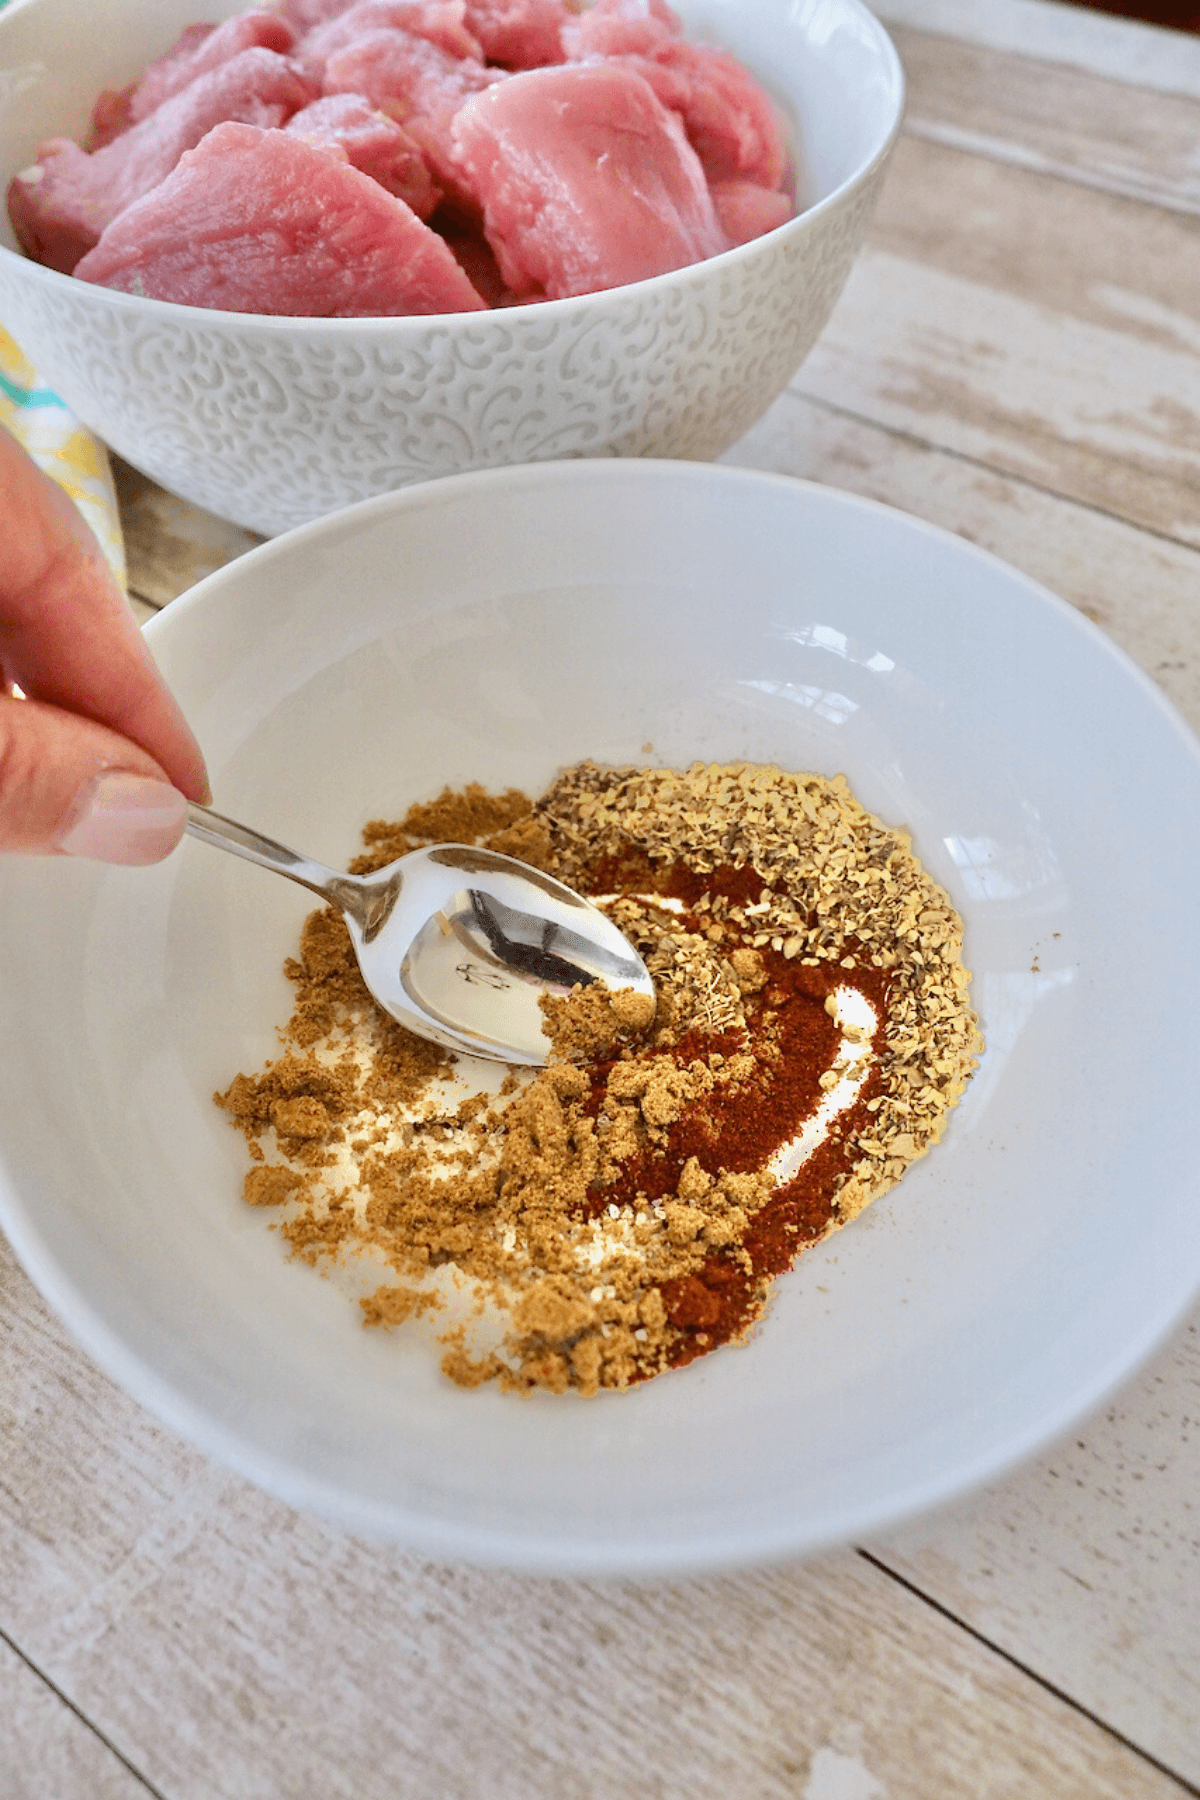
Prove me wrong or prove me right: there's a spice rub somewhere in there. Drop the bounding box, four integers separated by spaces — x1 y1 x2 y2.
216 763 981 1394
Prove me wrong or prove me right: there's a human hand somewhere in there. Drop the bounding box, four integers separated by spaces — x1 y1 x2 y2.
0 424 208 863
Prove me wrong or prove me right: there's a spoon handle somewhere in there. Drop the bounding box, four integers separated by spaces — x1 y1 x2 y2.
185 803 366 918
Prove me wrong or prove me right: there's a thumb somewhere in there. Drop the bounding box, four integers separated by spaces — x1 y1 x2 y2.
0 693 188 863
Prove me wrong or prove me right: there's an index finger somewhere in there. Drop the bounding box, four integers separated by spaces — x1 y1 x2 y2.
0 424 208 801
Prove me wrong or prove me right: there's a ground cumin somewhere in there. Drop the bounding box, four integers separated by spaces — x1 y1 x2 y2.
215 764 981 1396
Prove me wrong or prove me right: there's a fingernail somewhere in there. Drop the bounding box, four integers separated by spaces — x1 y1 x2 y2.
58 771 188 865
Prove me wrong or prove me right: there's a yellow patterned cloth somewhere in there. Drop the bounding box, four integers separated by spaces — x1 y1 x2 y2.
0 325 127 591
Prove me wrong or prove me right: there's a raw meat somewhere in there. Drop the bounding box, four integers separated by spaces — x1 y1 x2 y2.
73 122 488 315
89 12 297 149
322 27 503 203
285 92 442 215
131 14 298 123
10 0 796 312
282 0 361 29
288 0 565 63
710 178 792 246
89 86 141 153
450 62 730 299
9 50 317 274
565 0 788 190
562 0 682 56
295 0 483 78
460 0 570 68
90 26 212 148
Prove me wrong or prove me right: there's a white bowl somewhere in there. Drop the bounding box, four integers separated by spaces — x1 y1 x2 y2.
4 460 1199 1578
0 0 902 537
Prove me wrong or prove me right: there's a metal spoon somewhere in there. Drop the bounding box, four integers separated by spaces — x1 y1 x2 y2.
185 802 654 1065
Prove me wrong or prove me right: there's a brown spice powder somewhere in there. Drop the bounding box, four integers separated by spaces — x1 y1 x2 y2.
215 764 981 1396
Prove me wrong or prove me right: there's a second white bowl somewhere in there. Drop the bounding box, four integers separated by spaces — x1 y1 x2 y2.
1 461 1199 1576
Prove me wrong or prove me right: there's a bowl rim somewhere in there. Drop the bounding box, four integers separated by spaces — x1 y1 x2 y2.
2 456 1200 1577
0 0 905 333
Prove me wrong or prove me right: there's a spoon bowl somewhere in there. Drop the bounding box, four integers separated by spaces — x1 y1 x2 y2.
185 804 654 1064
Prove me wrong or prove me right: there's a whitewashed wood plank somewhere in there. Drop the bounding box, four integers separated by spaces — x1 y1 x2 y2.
0 1636 155 1800
869 1310 1200 1788
0 1236 1188 1799
0 1239 229 1632
724 390 1200 734
869 0 1200 100
796 135 1200 547
892 24 1200 215
111 457 262 611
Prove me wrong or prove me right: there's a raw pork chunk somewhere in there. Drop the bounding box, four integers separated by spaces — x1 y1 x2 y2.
562 0 683 56
322 28 503 202
295 0 483 78
565 0 788 190
710 178 792 246
288 0 565 62
460 0 570 68
91 12 297 147
283 0 363 29
9 49 316 274
285 92 442 214
450 62 730 299
72 122 488 316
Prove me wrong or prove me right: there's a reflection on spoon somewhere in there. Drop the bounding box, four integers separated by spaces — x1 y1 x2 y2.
185 804 654 1065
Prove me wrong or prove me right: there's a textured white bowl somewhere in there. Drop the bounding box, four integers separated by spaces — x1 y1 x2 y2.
0 0 902 536
1 460 1199 1577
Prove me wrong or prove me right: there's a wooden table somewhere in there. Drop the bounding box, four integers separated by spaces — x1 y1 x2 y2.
4 1 1200 1792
